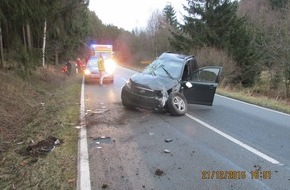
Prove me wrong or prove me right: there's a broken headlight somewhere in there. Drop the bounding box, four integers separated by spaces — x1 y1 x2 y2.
126 80 132 89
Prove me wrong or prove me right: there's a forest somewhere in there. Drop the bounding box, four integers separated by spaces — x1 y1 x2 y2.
0 0 289 99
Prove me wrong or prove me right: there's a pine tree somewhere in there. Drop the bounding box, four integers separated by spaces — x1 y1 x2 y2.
163 3 178 27
170 0 261 86
269 0 288 9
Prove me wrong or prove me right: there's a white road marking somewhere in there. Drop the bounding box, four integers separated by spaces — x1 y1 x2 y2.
216 94 290 116
185 113 283 165
77 76 91 190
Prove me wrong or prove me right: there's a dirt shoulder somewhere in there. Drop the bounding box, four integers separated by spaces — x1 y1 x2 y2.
0 66 81 189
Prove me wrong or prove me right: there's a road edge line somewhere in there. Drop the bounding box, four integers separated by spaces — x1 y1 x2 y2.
77 76 91 190
185 113 283 165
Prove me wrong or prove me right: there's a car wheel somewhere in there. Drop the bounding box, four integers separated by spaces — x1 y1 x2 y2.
167 92 188 116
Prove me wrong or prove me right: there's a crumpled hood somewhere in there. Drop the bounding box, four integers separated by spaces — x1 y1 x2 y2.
130 73 179 91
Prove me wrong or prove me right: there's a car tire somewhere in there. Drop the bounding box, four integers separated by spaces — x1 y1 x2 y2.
167 92 188 116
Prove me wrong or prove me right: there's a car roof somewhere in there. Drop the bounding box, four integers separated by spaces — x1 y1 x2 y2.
159 52 194 62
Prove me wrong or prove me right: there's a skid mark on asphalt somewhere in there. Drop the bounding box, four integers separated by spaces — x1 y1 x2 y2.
185 113 283 165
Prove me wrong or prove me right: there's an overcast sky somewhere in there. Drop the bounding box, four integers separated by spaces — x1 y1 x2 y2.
88 0 187 31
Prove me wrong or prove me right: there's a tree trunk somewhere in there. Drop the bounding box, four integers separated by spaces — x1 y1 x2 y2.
0 26 4 67
22 25 27 48
4 20 9 53
285 62 290 98
26 23 32 49
42 20 47 67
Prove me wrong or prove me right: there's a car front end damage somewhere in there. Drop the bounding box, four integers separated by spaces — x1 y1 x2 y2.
121 79 171 111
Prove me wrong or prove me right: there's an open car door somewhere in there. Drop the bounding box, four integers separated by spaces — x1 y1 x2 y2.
183 66 222 106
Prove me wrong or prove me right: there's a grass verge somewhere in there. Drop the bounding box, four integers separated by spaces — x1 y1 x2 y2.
0 66 82 190
217 88 290 115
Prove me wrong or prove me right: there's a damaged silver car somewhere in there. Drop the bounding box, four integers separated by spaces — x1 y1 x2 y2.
121 52 222 116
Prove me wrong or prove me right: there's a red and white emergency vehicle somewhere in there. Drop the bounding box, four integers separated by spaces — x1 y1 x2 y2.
84 44 116 83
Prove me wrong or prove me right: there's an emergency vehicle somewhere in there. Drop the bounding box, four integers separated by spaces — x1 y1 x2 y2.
84 44 116 83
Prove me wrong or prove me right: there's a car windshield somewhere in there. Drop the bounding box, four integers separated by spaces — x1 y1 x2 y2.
142 56 183 79
87 59 98 67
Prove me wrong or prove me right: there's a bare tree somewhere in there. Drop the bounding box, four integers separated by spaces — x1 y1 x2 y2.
146 10 171 57
259 3 290 98
239 0 290 98
42 20 47 67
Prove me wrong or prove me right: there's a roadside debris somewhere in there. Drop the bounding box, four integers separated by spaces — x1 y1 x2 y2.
191 151 195 156
254 164 262 171
86 108 109 115
102 184 108 189
155 169 165 176
92 109 109 114
165 139 173 143
66 123 77 126
26 136 61 155
68 179 76 185
93 136 111 144
164 149 171 153
20 158 38 166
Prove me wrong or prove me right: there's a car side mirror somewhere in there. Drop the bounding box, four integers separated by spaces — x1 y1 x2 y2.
185 82 192 88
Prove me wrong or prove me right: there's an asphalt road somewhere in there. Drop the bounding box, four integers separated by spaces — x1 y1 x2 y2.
81 65 290 190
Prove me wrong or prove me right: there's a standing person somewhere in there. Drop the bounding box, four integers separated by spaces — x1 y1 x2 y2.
66 61 72 76
62 65 67 74
98 53 105 85
76 58 83 74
